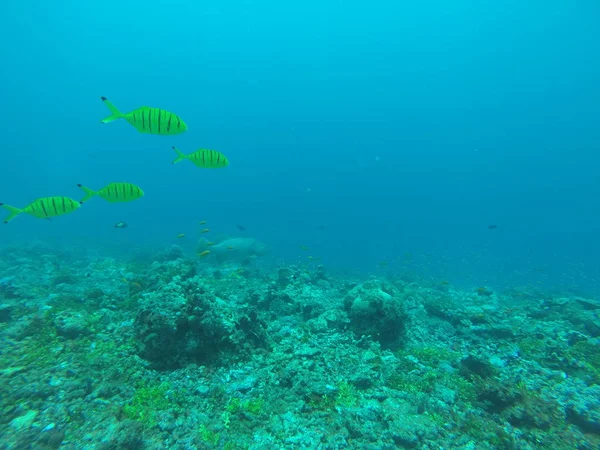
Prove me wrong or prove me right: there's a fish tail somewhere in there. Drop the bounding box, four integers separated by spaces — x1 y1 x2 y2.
172 146 188 164
100 97 124 123
77 184 98 202
0 203 23 223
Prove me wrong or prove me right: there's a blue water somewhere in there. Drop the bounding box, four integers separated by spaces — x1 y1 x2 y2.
1 1 599 294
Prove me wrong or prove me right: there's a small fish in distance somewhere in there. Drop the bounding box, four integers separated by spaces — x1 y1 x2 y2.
114 221 128 229
172 147 229 168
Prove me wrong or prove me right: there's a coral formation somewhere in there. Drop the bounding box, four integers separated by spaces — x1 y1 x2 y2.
0 243 599 449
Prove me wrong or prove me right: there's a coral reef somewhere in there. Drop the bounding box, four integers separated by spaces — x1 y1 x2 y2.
0 243 599 449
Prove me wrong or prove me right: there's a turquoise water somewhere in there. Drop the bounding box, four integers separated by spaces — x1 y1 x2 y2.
1 1 599 293
1 2 599 449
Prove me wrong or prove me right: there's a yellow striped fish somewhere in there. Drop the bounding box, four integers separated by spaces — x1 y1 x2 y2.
0 197 81 223
172 147 229 168
100 97 187 135
77 183 144 203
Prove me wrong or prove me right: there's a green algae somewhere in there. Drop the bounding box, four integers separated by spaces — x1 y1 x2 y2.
307 381 360 411
122 382 172 426
335 380 360 407
410 345 461 365
387 347 476 402
226 396 266 415
16 314 61 368
518 336 600 386
198 423 220 445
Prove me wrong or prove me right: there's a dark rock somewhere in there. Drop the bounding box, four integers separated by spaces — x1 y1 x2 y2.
477 382 521 413
460 355 496 379
0 303 13 322
37 427 65 449
566 405 600 435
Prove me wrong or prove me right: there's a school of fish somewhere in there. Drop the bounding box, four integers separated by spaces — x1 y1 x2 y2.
1 97 229 223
